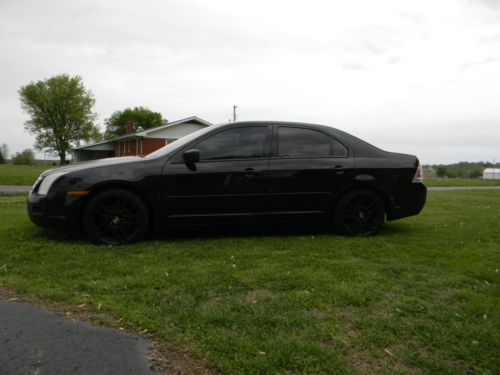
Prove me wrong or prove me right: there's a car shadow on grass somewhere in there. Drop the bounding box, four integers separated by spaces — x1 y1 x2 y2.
151 221 412 242
34 221 412 245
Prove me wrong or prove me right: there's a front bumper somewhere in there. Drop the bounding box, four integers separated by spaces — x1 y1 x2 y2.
27 190 86 231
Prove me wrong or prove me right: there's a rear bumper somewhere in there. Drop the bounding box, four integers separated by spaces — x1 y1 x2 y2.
386 183 426 221
27 190 86 231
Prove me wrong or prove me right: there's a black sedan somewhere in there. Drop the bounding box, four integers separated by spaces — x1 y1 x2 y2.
28 121 426 244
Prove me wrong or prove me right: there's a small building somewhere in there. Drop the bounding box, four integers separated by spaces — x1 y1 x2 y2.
483 168 500 180
72 116 212 162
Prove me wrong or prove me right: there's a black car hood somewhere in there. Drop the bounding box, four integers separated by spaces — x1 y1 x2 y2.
41 157 143 177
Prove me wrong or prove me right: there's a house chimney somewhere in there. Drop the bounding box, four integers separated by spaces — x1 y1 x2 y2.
125 121 134 134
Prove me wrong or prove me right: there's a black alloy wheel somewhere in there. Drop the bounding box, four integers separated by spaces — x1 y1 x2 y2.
83 189 149 245
335 189 385 236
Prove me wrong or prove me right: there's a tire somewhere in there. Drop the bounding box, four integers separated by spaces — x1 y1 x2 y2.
334 189 385 236
83 189 149 245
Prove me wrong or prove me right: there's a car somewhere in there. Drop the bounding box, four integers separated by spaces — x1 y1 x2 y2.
28 121 426 244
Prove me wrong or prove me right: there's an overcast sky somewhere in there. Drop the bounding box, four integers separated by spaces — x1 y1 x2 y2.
1 0 499 164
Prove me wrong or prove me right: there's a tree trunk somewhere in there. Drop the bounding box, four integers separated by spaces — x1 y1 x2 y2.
59 152 66 165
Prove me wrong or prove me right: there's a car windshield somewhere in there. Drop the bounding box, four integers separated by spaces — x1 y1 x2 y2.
145 123 225 159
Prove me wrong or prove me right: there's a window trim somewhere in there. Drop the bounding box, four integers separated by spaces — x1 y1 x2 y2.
332 137 349 158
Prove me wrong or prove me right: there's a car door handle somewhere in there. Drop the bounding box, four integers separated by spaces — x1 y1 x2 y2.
334 165 344 175
243 168 264 177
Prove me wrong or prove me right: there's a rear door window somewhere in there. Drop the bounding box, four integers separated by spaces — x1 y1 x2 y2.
278 127 332 158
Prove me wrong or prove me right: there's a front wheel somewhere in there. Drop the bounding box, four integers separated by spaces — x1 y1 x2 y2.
334 189 385 236
83 189 149 245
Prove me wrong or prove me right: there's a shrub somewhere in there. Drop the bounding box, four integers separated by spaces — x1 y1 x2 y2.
12 149 36 165
436 166 448 177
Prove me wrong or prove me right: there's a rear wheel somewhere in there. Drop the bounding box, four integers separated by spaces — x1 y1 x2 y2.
334 189 385 236
83 189 149 245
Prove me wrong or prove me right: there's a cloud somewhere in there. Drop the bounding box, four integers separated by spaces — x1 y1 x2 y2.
348 40 388 56
341 62 369 71
387 56 401 64
399 11 426 24
460 56 500 70
0 0 499 164
475 0 500 10
479 33 500 44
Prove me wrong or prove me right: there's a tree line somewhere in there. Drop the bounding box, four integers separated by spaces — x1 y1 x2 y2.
424 162 498 178
16 74 164 165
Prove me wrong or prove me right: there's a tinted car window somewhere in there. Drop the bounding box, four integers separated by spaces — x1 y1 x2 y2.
195 126 270 161
278 127 331 157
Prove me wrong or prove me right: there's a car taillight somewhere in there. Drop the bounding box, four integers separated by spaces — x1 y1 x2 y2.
413 162 423 183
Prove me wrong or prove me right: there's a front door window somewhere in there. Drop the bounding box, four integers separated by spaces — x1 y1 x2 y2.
195 126 270 161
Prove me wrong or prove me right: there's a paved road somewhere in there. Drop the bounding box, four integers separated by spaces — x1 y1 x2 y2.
0 185 31 194
0 299 166 375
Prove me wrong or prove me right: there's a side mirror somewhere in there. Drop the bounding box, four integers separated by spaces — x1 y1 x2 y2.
183 149 200 164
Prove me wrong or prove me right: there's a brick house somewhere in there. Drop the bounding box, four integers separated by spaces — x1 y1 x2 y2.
72 116 212 162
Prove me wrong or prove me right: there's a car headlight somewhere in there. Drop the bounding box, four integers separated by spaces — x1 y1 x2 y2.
37 172 68 195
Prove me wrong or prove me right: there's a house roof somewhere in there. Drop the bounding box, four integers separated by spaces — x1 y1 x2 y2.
72 116 212 151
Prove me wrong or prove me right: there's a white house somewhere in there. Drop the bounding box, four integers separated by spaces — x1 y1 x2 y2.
72 116 212 162
483 168 500 180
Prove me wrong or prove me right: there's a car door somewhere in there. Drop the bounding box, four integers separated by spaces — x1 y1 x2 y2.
161 125 272 224
267 125 353 220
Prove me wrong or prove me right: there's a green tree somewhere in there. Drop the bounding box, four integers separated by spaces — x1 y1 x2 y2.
12 149 36 165
469 168 482 178
0 143 8 163
436 166 448 177
104 107 164 138
19 74 101 165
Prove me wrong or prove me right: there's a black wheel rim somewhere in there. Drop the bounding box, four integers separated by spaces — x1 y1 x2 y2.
90 195 141 244
343 193 383 236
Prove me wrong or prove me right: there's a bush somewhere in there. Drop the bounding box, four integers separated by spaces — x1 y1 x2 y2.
469 168 483 178
436 166 448 177
0 151 4 164
12 149 36 166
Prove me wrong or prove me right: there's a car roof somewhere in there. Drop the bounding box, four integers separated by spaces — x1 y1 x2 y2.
222 120 333 131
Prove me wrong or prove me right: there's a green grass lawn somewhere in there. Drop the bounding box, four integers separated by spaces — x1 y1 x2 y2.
424 177 500 187
0 191 499 374
0 164 51 185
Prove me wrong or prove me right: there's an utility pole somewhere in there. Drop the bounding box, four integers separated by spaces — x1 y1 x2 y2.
233 105 238 122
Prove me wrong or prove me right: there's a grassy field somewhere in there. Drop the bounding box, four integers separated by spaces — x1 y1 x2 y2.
0 191 499 374
0 164 51 185
424 177 500 187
